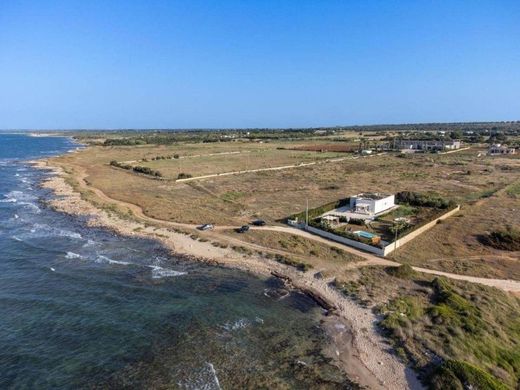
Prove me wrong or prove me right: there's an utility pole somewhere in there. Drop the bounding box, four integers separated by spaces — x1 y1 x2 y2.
394 222 399 256
305 198 309 229
393 219 405 256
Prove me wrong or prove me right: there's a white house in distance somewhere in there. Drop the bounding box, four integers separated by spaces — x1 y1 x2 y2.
488 144 516 155
349 193 395 215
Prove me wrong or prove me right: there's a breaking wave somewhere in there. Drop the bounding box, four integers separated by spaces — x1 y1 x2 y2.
221 316 264 333
95 255 130 266
179 362 221 390
149 265 187 279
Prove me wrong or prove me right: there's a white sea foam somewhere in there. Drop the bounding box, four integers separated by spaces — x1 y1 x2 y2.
83 239 97 248
24 223 82 238
12 236 22 242
149 265 187 279
96 255 130 266
20 202 41 213
65 252 82 259
3 190 37 202
207 363 221 390
180 363 221 390
222 318 251 331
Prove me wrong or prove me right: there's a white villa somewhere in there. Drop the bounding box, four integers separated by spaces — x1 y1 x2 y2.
394 140 461 152
488 144 516 155
349 193 395 215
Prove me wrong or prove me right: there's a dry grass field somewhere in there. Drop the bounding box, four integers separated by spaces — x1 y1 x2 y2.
50 133 520 389
225 229 363 275
140 148 346 179
53 139 520 278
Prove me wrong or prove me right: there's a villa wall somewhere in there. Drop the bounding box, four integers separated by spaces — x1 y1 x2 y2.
382 205 460 256
304 225 385 256
298 205 460 257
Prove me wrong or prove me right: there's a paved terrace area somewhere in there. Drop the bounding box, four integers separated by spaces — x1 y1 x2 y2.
322 205 400 221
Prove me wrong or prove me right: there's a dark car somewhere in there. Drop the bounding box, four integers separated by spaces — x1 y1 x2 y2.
198 224 214 231
236 225 250 233
251 219 266 226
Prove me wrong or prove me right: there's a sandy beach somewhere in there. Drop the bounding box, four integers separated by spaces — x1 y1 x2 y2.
33 158 423 390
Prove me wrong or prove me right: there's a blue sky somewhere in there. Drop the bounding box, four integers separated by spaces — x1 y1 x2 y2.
0 0 519 129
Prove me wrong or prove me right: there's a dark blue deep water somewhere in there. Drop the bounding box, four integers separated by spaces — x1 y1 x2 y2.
0 134 353 389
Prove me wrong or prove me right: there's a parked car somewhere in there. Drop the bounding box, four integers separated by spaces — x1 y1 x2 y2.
236 225 250 233
198 224 214 231
251 219 266 226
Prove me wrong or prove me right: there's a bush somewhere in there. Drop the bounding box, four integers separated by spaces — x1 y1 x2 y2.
430 360 509 390
177 173 193 180
273 254 312 272
132 166 162 177
485 227 520 251
109 160 132 170
429 278 483 332
396 191 454 209
386 264 417 279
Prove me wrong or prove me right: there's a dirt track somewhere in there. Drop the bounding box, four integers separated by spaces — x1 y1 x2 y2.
61 162 520 293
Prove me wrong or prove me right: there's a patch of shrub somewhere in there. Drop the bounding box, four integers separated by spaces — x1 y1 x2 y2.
379 296 425 334
430 360 509 390
109 160 132 170
132 165 162 177
429 277 483 333
506 182 520 198
485 227 520 251
177 173 193 180
273 254 312 272
386 264 417 279
396 191 454 209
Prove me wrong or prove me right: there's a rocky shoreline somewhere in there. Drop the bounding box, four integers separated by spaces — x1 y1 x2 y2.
32 157 423 390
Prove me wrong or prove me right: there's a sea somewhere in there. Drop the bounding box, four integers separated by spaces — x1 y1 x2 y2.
0 133 356 389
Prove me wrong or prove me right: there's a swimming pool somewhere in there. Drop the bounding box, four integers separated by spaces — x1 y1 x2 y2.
354 230 379 239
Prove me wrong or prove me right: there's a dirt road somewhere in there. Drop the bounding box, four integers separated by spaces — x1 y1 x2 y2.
57 162 520 293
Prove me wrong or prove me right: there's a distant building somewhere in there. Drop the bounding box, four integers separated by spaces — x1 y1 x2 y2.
394 140 461 152
488 144 516 155
349 193 395 215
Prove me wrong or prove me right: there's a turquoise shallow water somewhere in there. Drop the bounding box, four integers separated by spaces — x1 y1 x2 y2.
0 133 356 389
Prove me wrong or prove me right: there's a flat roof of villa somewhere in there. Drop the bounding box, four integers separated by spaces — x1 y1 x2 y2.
353 193 393 200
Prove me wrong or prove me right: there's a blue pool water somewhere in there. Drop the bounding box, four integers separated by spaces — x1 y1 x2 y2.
354 230 378 239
